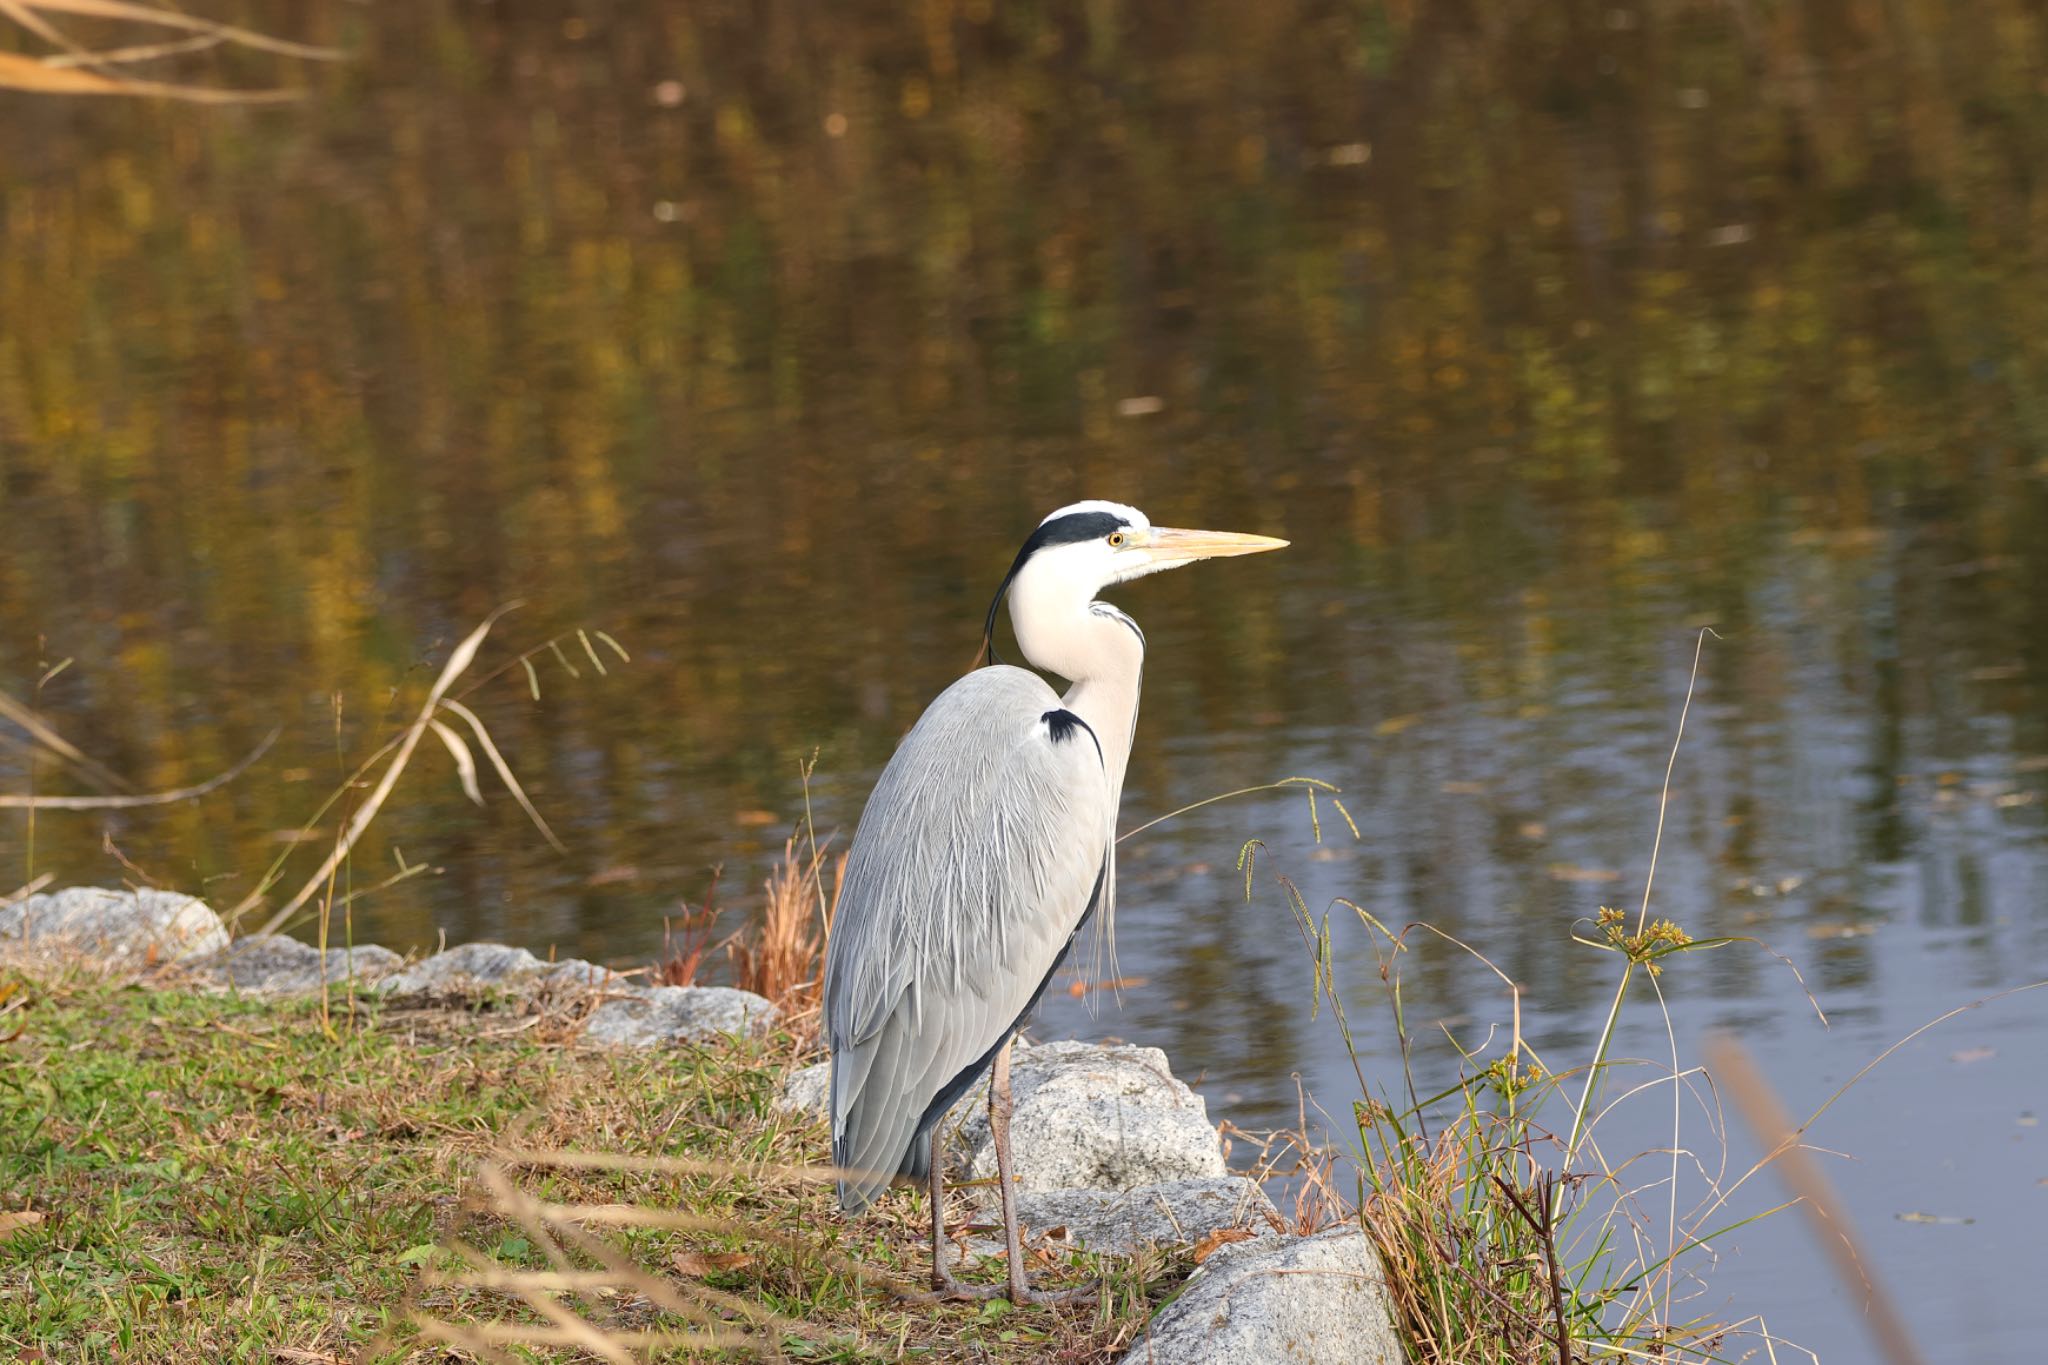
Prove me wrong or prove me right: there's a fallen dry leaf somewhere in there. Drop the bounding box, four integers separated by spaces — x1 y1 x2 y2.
670 1250 754 1277
1805 921 1875 940
1547 864 1622 884
0 1210 46 1241
1066 976 1148 998
1191 1226 1256 1263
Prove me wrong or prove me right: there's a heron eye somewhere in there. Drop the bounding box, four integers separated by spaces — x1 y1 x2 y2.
1107 531 1127 547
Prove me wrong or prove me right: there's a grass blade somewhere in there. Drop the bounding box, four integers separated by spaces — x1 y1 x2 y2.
0 687 128 791
434 697 566 853
0 47 299 99
1706 1037 1928 1365
0 728 279 809
250 606 520 937
17 0 340 59
427 719 485 807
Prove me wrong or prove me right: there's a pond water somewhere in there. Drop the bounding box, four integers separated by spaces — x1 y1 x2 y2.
3 3 2045 1358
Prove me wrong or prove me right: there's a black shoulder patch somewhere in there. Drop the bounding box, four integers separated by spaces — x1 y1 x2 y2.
1042 708 1103 762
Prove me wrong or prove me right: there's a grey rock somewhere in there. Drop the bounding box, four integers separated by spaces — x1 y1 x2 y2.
537 958 618 990
952 1041 1226 1198
776 1060 830 1118
375 943 632 997
581 985 777 1048
1117 1226 1400 1365
1014 1177 1278 1255
0 887 228 964
190 934 401 992
372 942 549 994
778 1035 1035 1125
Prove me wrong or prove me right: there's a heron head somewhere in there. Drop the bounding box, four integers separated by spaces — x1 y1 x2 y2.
981 500 1288 663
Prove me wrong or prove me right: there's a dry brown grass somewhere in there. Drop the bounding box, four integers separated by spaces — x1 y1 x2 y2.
0 0 336 101
727 834 843 1038
653 871 723 989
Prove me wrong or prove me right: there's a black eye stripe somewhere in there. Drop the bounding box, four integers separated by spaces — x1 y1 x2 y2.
1025 511 1129 550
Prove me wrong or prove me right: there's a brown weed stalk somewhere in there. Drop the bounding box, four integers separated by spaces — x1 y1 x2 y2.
728 836 843 1031
655 870 723 988
0 0 337 101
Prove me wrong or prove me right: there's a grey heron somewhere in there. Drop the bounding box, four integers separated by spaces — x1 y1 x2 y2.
821 499 1286 1303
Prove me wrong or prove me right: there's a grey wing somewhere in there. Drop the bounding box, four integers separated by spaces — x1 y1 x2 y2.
822 665 1115 1212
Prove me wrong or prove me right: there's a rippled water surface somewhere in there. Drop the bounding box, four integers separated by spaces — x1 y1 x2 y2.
4 3 2045 1358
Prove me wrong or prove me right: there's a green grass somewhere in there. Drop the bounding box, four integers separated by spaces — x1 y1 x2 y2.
0 971 1172 1362
1319 909 1751 1364
1249 633 1806 1363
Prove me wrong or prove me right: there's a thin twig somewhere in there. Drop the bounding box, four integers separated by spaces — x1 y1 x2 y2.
1492 1173 1573 1365
0 688 129 790
1561 628 1716 1208
249 607 517 937
1636 628 1717 937
1705 1037 1928 1365
1118 776 1342 844
0 728 279 808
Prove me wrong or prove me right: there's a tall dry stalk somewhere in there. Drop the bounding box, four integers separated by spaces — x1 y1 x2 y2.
0 0 336 100
728 835 842 1028
234 605 569 938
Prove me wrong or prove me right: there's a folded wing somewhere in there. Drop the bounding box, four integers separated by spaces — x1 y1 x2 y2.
822 665 1114 1211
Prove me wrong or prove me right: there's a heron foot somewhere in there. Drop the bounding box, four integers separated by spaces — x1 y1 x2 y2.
928 1255 1100 1308
929 1259 1010 1301
1008 1277 1101 1308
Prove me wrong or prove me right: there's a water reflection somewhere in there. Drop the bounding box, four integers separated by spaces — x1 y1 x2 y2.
3 1 2046 1358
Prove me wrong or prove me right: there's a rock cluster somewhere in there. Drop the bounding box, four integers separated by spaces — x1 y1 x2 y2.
0 887 775 1048
953 1040 1229 1194
1116 1224 1401 1365
366 941 779 1045
777 1039 1272 1257
1 886 229 964
580 984 776 1047
193 933 402 992
778 1033 1400 1356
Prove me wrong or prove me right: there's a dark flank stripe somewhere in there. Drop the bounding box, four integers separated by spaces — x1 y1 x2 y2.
900 859 1108 1178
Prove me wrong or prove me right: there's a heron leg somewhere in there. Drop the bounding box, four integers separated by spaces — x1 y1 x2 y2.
927 1125 1003 1299
990 1037 1098 1307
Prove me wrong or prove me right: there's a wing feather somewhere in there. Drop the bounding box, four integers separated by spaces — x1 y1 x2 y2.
823 666 1113 1211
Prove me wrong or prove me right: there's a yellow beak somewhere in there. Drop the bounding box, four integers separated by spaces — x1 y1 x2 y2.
1139 526 1290 568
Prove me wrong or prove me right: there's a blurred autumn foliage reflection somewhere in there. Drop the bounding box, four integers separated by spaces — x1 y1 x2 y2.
2 0 2044 956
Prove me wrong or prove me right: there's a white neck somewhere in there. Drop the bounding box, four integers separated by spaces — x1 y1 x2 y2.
1008 565 1145 811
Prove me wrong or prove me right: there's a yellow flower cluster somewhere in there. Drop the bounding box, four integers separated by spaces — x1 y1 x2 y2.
1596 906 1694 976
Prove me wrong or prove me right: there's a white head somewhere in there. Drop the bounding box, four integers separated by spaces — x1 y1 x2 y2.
980 500 1288 673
